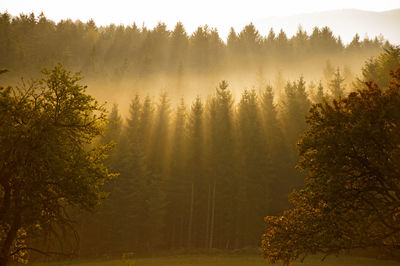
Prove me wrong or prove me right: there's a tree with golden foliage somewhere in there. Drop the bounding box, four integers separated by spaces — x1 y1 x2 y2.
262 66 400 265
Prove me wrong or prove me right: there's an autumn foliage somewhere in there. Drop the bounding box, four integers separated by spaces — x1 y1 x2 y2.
262 66 400 264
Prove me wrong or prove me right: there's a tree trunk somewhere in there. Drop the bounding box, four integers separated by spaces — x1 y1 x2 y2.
0 212 21 266
209 181 216 249
0 257 8 266
187 182 194 249
0 182 11 222
205 183 211 248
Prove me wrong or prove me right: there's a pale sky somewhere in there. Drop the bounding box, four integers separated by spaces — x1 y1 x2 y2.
1 0 399 41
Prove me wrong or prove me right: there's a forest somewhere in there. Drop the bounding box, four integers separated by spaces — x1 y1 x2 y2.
0 11 388 108
73 45 399 257
0 10 400 266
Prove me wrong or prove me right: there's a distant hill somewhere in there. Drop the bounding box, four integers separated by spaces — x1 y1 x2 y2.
252 9 400 45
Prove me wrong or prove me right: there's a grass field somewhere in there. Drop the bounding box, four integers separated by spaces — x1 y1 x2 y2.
25 254 400 266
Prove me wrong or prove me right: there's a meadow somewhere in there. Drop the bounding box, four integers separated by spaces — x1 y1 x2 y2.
25 254 399 266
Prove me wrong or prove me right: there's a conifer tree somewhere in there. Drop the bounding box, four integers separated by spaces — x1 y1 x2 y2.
138 95 154 153
323 60 335 85
280 77 310 187
238 23 262 65
122 95 151 252
165 99 188 248
134 95 155 249
236 89 270 246
355 45 400 89
169 22 188 75
147 93 170 248
292 25 308 57
315 80 325 103
227 27 239 65
261 86 292 213
186 97 208 248
79 104 125 253
205 81 236 248
329 67 346 98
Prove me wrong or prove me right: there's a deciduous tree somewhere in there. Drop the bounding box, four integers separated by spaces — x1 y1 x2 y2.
262 66 400 265
0 65 113 265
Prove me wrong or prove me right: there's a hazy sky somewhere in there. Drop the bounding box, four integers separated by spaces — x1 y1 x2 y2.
1 0 399 40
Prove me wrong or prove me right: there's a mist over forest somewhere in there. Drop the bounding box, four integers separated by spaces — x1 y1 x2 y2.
1 8 400 266
0 12 391 113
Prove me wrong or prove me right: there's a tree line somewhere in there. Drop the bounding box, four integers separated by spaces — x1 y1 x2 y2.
0 12 388 83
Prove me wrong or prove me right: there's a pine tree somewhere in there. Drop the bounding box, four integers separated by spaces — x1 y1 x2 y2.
164 99 188 248
122 95 152 252
227 27 239 65
186 97 208 248
135 95 155 250
138 95 154 153
102 104 122 151
236 89 270 246
237 23 262 65
169 22 189 70
329 67 346 99
292 25 308 58
280 77 310 188
79 104 127 253
323 60 335 85
261 86 292 213
205 81 236 248
315 80 325 103
147 93 170 248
